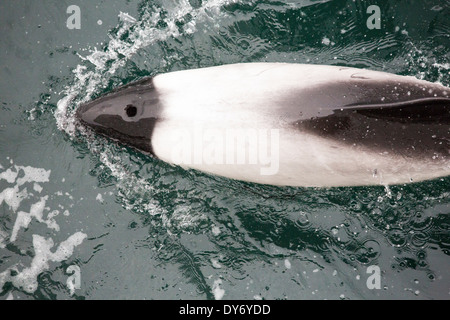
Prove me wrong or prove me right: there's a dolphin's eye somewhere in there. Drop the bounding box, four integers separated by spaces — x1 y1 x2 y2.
125 104 137 117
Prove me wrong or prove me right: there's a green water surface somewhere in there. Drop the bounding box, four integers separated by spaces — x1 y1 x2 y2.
0 0 449 299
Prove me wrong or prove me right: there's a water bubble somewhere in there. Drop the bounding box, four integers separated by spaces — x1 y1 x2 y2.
322 37 331 46
410 232 429 248
418 260 428 268
416 250 427 260
431 5 442 11
355 239 380 263
237 38 250 50
387 228 407 247
295 211 311 230
411 213 433 231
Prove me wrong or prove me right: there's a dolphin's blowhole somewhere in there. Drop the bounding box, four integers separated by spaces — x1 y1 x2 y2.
125 104 137 117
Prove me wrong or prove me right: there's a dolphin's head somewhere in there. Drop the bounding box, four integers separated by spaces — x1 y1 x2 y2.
76 77 159 154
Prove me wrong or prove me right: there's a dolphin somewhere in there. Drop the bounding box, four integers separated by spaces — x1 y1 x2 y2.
76 63 450 187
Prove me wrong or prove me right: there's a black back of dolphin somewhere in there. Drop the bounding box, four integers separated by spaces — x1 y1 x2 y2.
296 97 449 160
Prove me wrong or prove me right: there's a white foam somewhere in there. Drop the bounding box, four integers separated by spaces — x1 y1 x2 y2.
432 62 450 70
322 37 331 46
10 196 61 242
212 225 221 236
118 12 137 24
46 210 60 230
384 185 392 198
0 232 87 293
167 206 207 230
96 193 104 203
0 168 18 183
284 259 291 269
33 183 43 193
0 229 7 248
0 162 72 262
212 279 225 300
10 212 32 243
15 166 51 186
211 258 222 269
0 186 28 213
0 165 50 187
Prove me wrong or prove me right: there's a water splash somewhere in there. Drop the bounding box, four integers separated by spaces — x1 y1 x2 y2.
54 0 241 227
56 0 240 135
